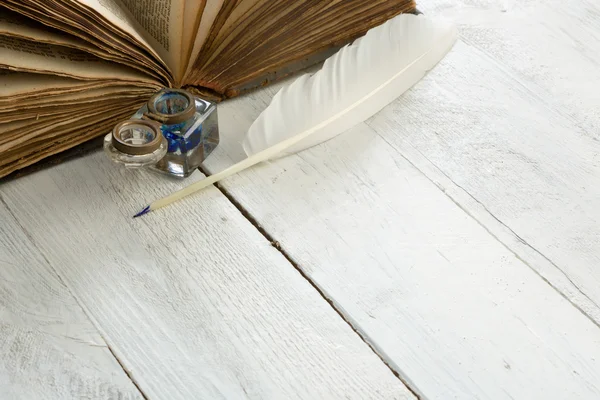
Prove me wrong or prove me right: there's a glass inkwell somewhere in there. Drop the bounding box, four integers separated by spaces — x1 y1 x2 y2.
104 88 219 178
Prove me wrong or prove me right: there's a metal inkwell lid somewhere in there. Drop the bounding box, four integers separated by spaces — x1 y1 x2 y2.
144 88 196 125
104 119 168 167
111 120 164 155
104 87 219 174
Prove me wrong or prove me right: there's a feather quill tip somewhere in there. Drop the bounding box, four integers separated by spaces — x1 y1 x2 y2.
133 205 151 218
135 13 458 214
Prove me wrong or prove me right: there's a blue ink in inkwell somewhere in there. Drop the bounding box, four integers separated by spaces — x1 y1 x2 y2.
104 88 219 178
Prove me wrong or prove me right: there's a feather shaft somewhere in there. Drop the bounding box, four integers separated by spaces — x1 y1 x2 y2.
148 103 350 211
142 13 458 214
243 14 457 157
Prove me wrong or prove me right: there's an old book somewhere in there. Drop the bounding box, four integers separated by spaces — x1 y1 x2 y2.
0 0 416 178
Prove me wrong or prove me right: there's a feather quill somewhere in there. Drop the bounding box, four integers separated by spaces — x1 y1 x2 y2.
134 13 458 217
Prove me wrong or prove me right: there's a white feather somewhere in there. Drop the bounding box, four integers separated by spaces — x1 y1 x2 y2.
243 13 458 158
145 13 458 214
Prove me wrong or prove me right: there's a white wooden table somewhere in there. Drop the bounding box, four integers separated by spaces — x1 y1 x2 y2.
2 1 600 399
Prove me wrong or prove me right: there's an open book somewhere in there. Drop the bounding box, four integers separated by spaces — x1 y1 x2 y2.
0 0 416 178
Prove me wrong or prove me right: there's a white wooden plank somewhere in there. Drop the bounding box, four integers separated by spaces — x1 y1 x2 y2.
0 202 143 400
0 154 415 400
423 0 600 135
367 0 600 319
198 45 600 399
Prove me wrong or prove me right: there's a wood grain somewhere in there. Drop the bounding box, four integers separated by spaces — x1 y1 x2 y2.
378 0 600 319
0 154 414 400
3 3 600 398
0 200 143 400
424 0 600 136
199 39 600 399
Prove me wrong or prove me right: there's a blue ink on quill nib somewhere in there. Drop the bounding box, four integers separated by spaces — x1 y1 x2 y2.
133 205 151 218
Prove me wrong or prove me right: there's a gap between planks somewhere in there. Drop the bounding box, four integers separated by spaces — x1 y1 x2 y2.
370 130 600 331
410 0 600 323
105 342 150 400
199 116 598 397
199 33 600 397
199 165 423 399
0 190 146 400
1 153 418 399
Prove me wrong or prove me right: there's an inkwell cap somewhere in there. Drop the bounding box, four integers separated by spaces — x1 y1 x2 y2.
111 120 164 156
145 88 196 125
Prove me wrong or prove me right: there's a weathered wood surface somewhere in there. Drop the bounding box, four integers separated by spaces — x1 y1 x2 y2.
198 2 600 398
2 1 600 399
0 154 414 400
408 0 600 321
0 202 143 400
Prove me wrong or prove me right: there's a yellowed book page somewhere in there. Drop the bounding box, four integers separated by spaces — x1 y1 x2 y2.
0 116 69 143
115 0 186 83
0 99 134 124
71 0 167 64
0 119 33 137
1 86 152 111
0 100 140 152
0 107 103 151
0 36 160 84
0 108 74 124
184 0 224 79
181 0 205 72
0 8 109 59
0 89 148 120
0 105 112 139
6 102 139 152
0 8 164 82
0 70 89 98
188 0 263 75
2 0 171 84
0 70 157 103
0 105 139 176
